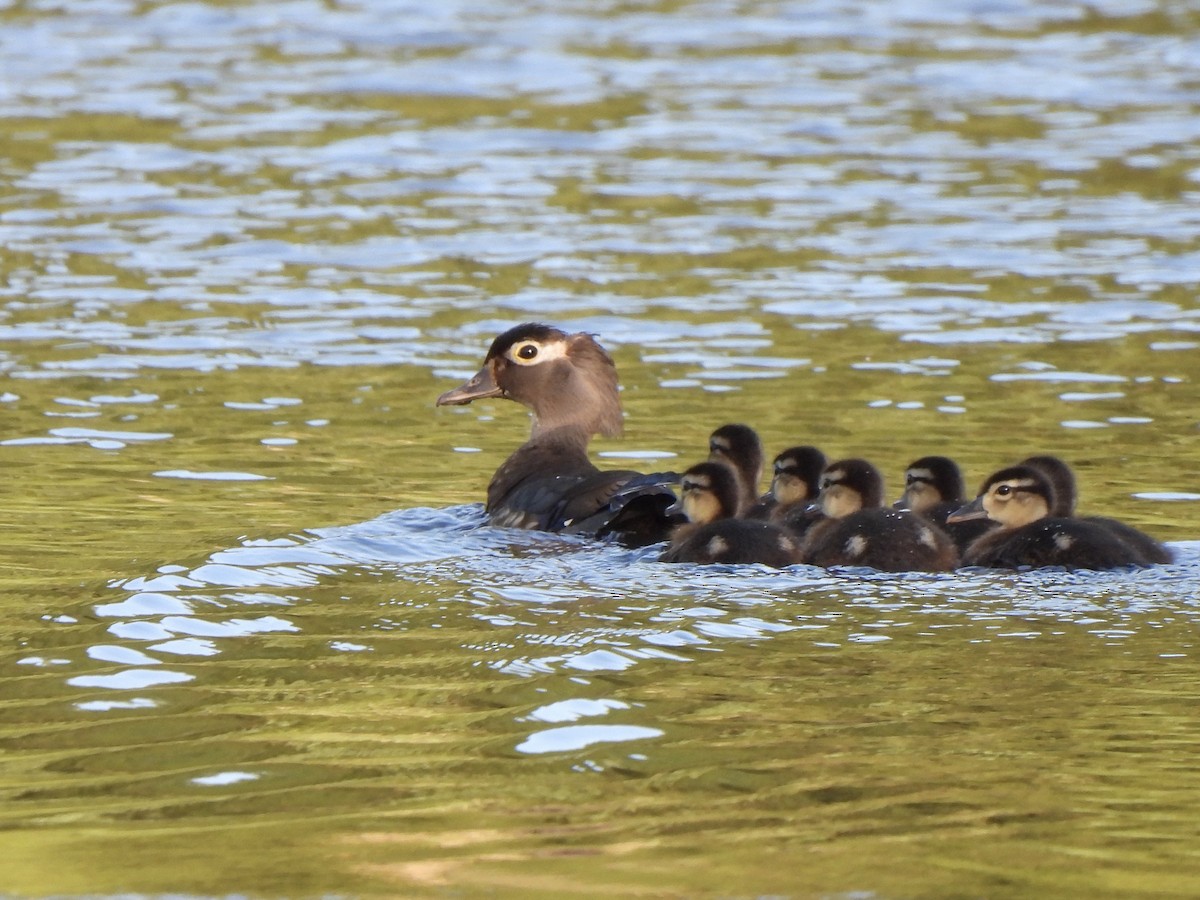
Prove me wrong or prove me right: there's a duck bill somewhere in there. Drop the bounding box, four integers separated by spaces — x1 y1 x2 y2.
946 497 988 524
436 363 503 406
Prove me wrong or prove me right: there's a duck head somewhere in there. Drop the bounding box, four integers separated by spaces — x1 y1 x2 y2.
947 465 1054 529
896 455 965 513
436 323 624 439
770 445 827 505
815 458 885 519
1020 454 1077 517
708 423 764 508
669 462 740 525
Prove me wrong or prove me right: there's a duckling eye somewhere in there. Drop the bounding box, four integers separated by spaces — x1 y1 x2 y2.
516 343 538 360
995 485 1012 497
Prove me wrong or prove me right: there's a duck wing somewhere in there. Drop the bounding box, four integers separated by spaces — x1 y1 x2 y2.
554 470 682 546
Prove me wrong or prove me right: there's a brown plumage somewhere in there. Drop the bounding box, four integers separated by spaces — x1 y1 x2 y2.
1019 455 1172 564
744 445 828 541
801 458 958 572
707 423 765 516
895 455 995 553
660 462 801 567
948 464 1158 569
436 323 680 545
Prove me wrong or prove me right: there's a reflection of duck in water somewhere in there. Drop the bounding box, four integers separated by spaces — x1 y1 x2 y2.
436 323 679 545
660 462 801 567
801 458 958 572
894 455 994 553
707 423 765 516
1019 454 1172 564
948 464 1159 569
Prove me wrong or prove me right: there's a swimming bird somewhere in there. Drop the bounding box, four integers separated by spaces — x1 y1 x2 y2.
1020 454 1172 564
707 423 764 516
895 455 994 553
436 323 680 545
660 462 801 567
948 464 1156 569
746 445 828 539
800 458 958 572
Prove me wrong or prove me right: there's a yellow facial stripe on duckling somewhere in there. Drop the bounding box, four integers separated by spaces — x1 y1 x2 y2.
819 474 863 520
981 477 1049 528
681 483 723 525
772 473 808 505
901 479 939 513
506 339 570 366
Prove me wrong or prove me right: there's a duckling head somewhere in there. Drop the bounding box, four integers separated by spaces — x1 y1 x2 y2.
816 458 885 519
948 465 1054 529
1020 454 1076 517
672 462 740 525
897 455 965 513
708 424 764 487
771 445 827 505
436 323 623 439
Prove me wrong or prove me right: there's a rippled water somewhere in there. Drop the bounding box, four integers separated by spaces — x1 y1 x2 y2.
2 0 1200 896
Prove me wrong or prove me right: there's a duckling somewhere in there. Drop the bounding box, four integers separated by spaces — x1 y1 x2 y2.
948 464 1155 569
436 323 680 545
1020 455 1172 564
800 458 958 572
895 455 995 553
707 423 764 516
660 462 801 567
746 446 828 539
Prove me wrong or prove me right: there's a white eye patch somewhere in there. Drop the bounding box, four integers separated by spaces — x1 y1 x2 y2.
507 339 570 366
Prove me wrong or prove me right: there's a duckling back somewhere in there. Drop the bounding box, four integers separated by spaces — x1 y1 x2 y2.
801 508 958 572
660 519 801 567
960 517 1151 570
802 457 958 572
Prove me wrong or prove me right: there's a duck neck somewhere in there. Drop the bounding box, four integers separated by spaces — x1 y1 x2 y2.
525 354 624 441
487 424 599 511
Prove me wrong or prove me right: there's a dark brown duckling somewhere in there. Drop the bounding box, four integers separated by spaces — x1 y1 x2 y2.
948 464 1155 570
895 455 995 553
1020 454 1172 564
800 458 958 572
707 423 764 516
436 323 680 545
745 445 828 540
660 462 801 567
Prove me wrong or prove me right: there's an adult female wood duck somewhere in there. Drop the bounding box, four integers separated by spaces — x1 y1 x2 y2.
895 455 994 553
746 445 828 539
436 323 680 545
707 423 764 516
660 462 801 567
1020 454 1172 564
800 458 958 572
948 464 1157 569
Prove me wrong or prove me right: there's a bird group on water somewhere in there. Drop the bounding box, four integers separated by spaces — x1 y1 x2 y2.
436 323 1172 572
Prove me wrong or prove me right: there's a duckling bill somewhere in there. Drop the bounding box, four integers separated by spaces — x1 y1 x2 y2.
436 323 680 545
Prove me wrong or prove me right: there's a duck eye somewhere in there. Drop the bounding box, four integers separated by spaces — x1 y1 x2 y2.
996 485 1012 497
516 343 538 360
